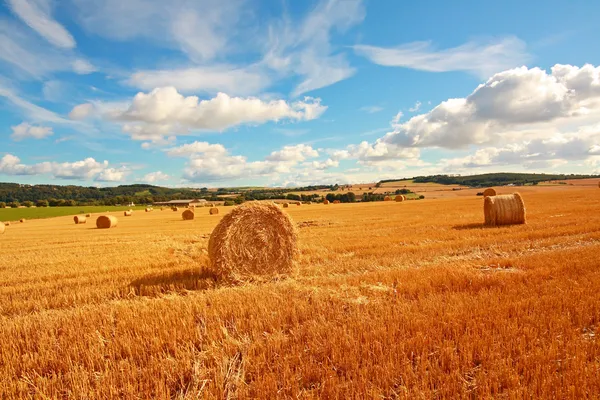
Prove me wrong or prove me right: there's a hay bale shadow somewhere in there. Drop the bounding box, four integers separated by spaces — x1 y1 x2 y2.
129 268 218 296
452 223 489 230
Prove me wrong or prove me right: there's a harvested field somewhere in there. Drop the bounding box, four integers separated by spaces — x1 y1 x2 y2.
1 188 600 398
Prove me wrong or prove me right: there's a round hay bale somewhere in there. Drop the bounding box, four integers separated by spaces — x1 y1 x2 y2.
333 200 341 204
160 207 164 211
395 195 405 202
145 207 152 212
283 203 289 208
124 210 133 216
483 188 497 197
182 209 195 220
323 200 329 205
172 207 179 212
0 221 5 234
4 221 10 226
384 196 392 201
484 192 526 227
96 215 118 229
86 213 92 217
208 202 297 280
74 215 87 224
208 203 215 208
209 207 219 215
19 219 25 223
296 202 301 206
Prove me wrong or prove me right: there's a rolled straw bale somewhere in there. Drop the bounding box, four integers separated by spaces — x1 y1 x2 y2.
384 196 391 201
74 215 87 224
484 192 526 227
395 195 405 202
283 203 289 208
124 210 133 216
208 202 297 280
4 221 10 226
208 203 215 208
209 207 219 215
96 215 118 229
86 213 92 217
0 221 5 234
323 200 329 205
19 219 25 223
483 188 497 197
145 207 152 212
172 207 179 212
333 200 341 204
182 209 195 220
296 202 302 206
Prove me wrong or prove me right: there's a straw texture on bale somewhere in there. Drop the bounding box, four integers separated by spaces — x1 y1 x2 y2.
483 188 497 197
0 221 5 234
209 207 219 215
182 209 195 220
333 200 341 204
74 215 86 224
395 195 405 202
323 200 329 205
124 211 133 216
208 202 297 280
384 196 392 201
484 192 526 227
96 215 118 229
283 203 289 208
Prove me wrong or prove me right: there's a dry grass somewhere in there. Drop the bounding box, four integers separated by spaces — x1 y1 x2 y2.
1 188 600 398
0 221 4 234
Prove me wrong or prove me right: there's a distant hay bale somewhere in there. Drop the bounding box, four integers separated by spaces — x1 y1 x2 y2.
160 207 164 211
4 221 10 226
283 203 289 208
484 192 526 227
384 196 392 201
208 202 297 280
296 202 301 206
86 213 92 217
208 203 215 208
124 210 133 216
395 195 405 202
483 188 497 197
209 207 219 215
333 200 341 204
323 200 329 205
0 221 5 234
19 219 25 223
74 215 87 224
96 215 118 229
172 207 178 212
145 207 153 212
182 209 195 220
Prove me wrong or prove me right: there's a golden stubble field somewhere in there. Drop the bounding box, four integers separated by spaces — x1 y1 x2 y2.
1 187 600 398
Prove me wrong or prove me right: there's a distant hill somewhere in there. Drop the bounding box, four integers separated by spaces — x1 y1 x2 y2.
379 173 599 188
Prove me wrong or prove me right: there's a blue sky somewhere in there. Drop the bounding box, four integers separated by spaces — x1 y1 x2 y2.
1 0 600 187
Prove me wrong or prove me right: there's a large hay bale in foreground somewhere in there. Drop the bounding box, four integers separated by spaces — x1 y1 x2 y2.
384 196 392 201
395 195 405 202
96 215 118 229
209 207 219 215
0 221 5 234
74 215 87 224
208 202 297 280
283 203 289 208
182 209 195 220
124 210 133 216
483 188 497 197
484 193 526 227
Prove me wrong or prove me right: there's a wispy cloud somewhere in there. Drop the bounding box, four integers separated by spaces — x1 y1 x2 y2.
360 105 384 114
8 0 76 48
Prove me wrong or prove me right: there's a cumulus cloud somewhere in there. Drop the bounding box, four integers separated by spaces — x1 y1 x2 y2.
354 36 530 78
166 141 227 157
8 0 76 49
381 64 600 149
0 154 127 181
68 103 95 120
140 171 171 183
10 122 53 140
265 144 319 162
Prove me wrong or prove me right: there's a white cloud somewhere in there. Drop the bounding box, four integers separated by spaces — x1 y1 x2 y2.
8 0 75 48
128 65 269 95
354 36 530 78
72 59 96 74
104 87 326 142
381 64 600 149
360 105 384 114
265 144 319 162
96 167 128 182
10 122 53 141
0 84 70 124
68 103 95 120
166 141 228 157
409 101 421 113
140 171 171 183
0 154 122 181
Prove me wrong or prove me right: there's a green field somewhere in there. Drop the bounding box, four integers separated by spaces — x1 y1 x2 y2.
0 206 148 222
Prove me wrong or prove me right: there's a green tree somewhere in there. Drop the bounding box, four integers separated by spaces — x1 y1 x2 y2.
36 199 49 207
9 201 20 208
0 202 6 208
22 201 34 207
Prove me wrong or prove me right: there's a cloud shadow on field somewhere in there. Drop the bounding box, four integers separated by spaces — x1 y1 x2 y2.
452 223 489 230
129 268 218 297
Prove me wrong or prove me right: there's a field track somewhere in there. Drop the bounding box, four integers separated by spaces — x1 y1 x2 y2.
1 186 600 398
